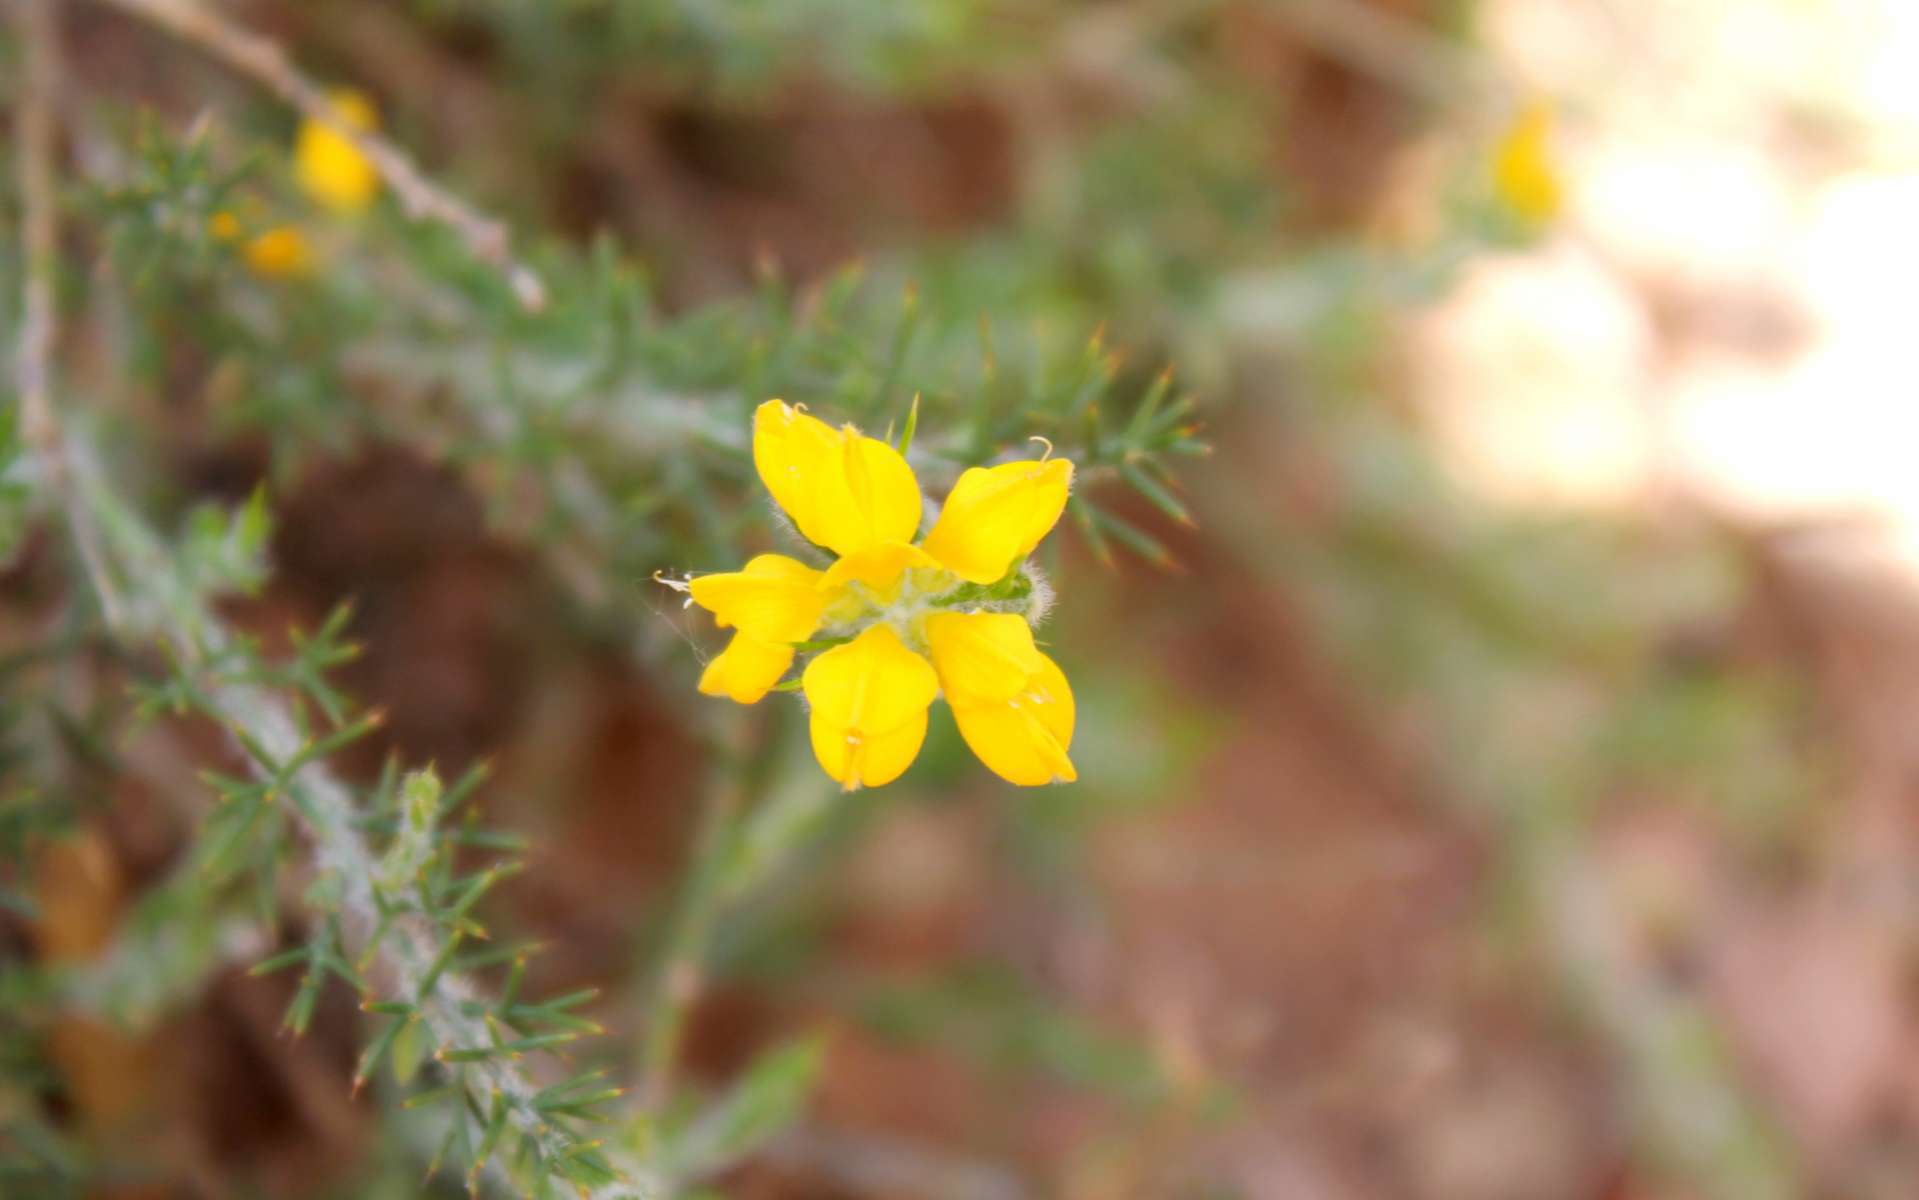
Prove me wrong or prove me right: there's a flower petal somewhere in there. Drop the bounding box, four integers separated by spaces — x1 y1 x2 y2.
949 652 1076 786
688 554 829 644
697 633 795 704
753 400 921 556
819 540 942 597
1493 101 1562 225
922 457 1072 584
803 624 939 736
817 431 923 552
753 400 842 542
810 708 927 790
923 612 1046 705
802 624 939 789
295 89 381 214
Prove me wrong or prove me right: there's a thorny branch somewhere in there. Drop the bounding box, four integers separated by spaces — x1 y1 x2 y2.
94 0 548 312
12 7 646 1195
77 464 656 1198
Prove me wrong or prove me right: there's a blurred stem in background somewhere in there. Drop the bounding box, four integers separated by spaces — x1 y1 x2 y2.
637 708 754 1110
13 0 118 629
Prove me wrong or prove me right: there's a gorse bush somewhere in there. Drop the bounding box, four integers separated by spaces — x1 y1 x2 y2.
0 1 1203 1196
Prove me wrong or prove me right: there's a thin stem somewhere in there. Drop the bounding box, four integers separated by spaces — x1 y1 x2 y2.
93 0 547 313
638 711 754 1110
13 0 58 455
12 0 123 627
1533 828 1793 1199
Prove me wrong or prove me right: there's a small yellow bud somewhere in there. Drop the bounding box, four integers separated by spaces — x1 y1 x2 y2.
242 226 314 279
208 210 243 242
295 88 381 214
1493 101 1563 226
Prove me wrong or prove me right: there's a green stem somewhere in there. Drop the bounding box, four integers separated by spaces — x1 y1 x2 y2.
637 710 756 1110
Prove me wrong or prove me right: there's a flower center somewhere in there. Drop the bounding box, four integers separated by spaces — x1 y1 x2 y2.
821 563 1042 654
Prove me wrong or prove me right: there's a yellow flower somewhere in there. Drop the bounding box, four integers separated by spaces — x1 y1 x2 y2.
211 210 315 280
295 89 381 214
1492 101 1562 226
208 210 244 243
675 399 1077 789
242 226 315 278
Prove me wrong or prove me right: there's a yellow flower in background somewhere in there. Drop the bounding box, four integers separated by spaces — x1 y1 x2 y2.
241 226 315 278
208 210 244 243
205 87 378 278
295 89 381 214
211 210 315 279
1492 101 1562 226
673 400 1076 790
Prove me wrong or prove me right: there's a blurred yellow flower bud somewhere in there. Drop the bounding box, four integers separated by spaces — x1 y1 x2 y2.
1493 101 1563 227
295 89 381 214
243 226 314 278
208 210 243 242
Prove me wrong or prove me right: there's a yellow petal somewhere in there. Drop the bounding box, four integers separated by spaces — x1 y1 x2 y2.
923 612 1046 705
243 227 314 278
688 554 828 643
810 708 927 790
816 430 923 552
922 457 1072 585
949 653 1077 786
925 612 1078 785
698 633 795 704
819 540 942 597
753 400 921 556
1493 101 1561 225
753 400 842 541
803 624 939 736
802 624 939 789
295 88 381 214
